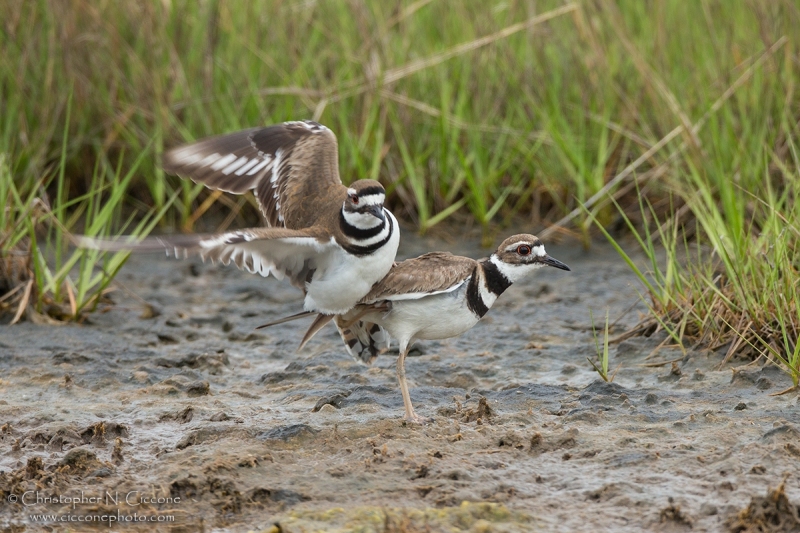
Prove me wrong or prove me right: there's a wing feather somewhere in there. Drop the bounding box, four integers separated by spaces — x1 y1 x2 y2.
361 252 476 303
162 121 342 227
77 227 335 290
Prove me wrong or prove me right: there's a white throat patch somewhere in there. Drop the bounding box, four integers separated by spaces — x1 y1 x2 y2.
342 209 383 230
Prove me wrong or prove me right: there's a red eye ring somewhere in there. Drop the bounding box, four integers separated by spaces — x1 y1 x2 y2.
517 245 531 255
350 194 359 205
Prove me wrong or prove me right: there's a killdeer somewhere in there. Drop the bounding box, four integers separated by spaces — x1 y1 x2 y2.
79 120 400 315
272 234 570 423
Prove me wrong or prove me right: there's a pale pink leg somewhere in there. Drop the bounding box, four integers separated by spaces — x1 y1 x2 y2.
396 341 429 424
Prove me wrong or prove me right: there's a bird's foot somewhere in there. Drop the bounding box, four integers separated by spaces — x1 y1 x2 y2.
402 412 433 425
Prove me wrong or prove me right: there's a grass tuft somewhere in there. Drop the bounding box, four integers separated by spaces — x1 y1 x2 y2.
1 114 169 323
596 149 800 387
588 308 618 383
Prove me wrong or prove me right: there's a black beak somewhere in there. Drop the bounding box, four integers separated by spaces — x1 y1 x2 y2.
364 204 385 221
539 254 570 271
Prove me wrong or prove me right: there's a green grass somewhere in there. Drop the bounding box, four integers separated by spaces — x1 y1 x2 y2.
1 97 172 322
2 0 800 376
589 308 617 383
591 142 800 388
4 1 797 232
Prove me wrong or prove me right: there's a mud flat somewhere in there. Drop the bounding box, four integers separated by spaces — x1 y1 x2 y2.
1 236 799 532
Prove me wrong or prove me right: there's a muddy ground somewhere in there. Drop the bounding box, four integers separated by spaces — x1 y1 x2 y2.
1 233 799 532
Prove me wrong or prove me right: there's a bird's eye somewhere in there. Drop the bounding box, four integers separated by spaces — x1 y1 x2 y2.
350 194 359 205
517 245 531 255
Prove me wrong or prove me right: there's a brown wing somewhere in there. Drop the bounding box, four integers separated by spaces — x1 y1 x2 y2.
76 227 336 291
361 252 477 302
162 121 342 228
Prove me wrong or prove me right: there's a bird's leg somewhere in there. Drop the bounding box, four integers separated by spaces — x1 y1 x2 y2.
396 341 429 424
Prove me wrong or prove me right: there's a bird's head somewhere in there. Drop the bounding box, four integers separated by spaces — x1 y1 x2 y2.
342 180 387 228
490 234 570 283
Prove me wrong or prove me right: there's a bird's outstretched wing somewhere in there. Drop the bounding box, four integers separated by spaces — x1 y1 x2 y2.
162 121 341 227
77 227 335 290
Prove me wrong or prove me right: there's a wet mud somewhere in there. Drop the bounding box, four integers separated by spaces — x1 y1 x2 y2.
1 236 799 532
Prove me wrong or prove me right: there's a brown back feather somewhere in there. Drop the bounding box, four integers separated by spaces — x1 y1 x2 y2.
362 252 477 302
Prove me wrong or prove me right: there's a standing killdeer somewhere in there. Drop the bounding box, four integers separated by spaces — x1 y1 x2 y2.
79 120 400 315
272 234 570 423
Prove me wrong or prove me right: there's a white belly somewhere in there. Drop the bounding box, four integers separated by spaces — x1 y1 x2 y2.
372 284 480 344
303 213 400 314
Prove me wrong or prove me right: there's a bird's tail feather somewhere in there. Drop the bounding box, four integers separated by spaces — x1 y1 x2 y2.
255 311 316 330
297 313 335 351
334 315 391 365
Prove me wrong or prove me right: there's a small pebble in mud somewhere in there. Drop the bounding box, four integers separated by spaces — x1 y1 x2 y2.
139 303 161 319
734 402 747 411
561 364 577 375
186 380 210 396
87 467 112 478
312 391 351 412
209 411 231 422
47 435 63 452
699 502 717 516
756 377 772 390
658 362 682 382
160 406 194 423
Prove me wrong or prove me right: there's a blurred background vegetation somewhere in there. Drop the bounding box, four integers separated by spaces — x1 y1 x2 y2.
4 0 795 232
2 0 799 384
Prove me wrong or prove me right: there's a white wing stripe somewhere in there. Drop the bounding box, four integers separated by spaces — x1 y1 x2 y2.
210 153 237 171
198 153 222 167
248 157 272 176
270 149 284 184
381 280 468 301
177 153 203 166
235 157 260 176
221 156 250 175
